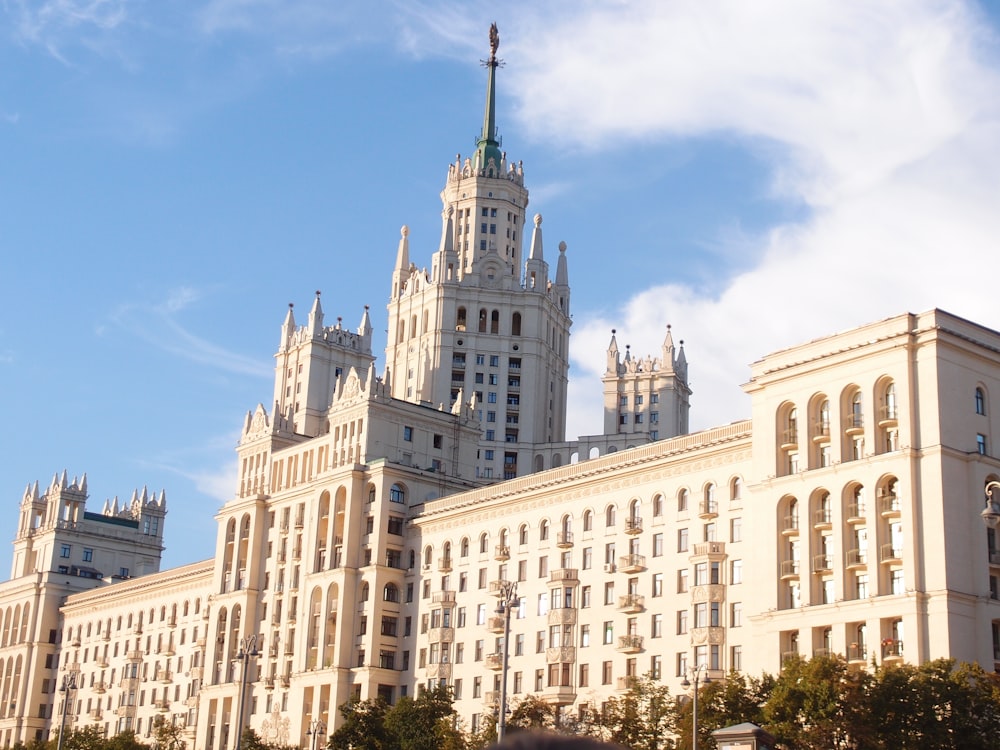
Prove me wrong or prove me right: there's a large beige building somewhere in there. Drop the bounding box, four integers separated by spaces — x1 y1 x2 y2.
7 28 1000 750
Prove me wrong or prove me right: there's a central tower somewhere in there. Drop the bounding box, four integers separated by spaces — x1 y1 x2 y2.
386 24 572 480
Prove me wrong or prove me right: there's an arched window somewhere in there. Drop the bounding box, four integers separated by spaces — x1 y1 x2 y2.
424 546 433 567
652 494 664 517
678 489 689 512
460 537 469 557
499 529 508 548
583 510 593 532
491 310 500 334
605 505 616 527
512 312 522 337
977 387 987 416
479 533 488 554
389 484 405 504
539 520 549 541
408 550 416 569
410 314 417 339
478 309 488 333
730 478 743 502
383 583 400 603
360 582 370 601
519 525 528 545
818 399 830 432
884 382 897 420
457 307 467 331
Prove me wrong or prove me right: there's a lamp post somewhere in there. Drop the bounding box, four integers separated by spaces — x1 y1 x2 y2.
306 719 325 750
233 635 260 750
981 481 1000 530
55 674 77 750
494 580 518 743
680 664 710 750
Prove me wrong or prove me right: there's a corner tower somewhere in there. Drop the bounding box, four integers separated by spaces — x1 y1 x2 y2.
385 24 572 481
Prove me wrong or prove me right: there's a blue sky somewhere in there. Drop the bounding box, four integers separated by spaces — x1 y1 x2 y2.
3 0 1000 571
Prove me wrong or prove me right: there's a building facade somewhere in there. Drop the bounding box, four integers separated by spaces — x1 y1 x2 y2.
7 27 1000 750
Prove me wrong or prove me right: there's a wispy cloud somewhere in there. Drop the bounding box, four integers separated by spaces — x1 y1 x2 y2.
106 286 272 378
137 428 242 504
6 0 129 63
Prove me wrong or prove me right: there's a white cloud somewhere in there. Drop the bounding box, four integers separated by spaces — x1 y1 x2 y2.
451 0 1000 439
108 287 272 378
7 0 128 62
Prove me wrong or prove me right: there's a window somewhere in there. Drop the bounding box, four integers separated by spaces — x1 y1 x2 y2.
604 582 614 605
677 528 688 553
676 570 687 593
978 434 988 455
652 533 664 557
390 485 405 504
403 426 413 441
82 548 93 562
603 622 614 645
540 520 549 541
606 505 616 527
678 490 689 512
731 602 743 627
731 518 742 543
583 510 593 532
731 559 742 584
977 387 987 415
490 355 499 367
677 610 688 635
60 545 71 559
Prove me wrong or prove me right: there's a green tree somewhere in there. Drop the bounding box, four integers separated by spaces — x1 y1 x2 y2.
329 698 391 750
103 730 146 750
508 695 557 733
675 671 773 750
582 674 677 750
151 716 187 750
383 684 463 750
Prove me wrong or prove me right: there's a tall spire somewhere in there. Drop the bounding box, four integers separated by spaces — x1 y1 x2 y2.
476 23 503 174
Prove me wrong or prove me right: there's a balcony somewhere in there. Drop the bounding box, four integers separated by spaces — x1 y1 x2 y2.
488 580 513 597
698 500 718 520
263 676 275 689
881 639 903 660
878 404 898 427
70 638 81 648
847 643 867 664
625 517 643 535
487 616 505 634
547 607 577 626
160 645 176 657
97 658 109 669
617 594 645 614
154 699 170 713
692 541 726 557
542 685 577 705
156 670 173 684
781 514 799 535
549 568 578 584
879 493 902 517
437 557 453 573
618 554 646 574
196 637 207 648
556 531 574 548
483 691 500 707
494 545 510 562
846 503 866 524
93 681 107 695
432 590 456 605
279 675 290 688
812 421 831 442
780 428 798 450
779 560 800 579
844 413 864 434
545 646 576 664
616 635 643 654
88 710 102 721
879 544 902 564
127 650 144 662
189 667 203 679
813 508 833 529
846 548 868 569
484 653 503 671
167 616 177 629
428 627 455 643
811 554 833 573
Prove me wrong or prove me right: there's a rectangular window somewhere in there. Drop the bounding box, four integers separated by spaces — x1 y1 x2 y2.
677 610 688 634
60 545 71 559
82 548 93 562
652 533 664 557
582 547 592 570
676 570 687 593
403 426 413 441
731 602 743 627
603 621 614 645
490 356 500 367
604 582 614 605
580 624 590 647
978 434 988 455
677 528 688 553
731 517 742 543
731 559 743 584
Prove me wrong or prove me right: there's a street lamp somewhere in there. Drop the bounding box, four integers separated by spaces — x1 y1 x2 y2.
680 664 710 750
55 674 77 750
233 635 260 750
306 719 325 750
981 481 1000 529
494 580 518 743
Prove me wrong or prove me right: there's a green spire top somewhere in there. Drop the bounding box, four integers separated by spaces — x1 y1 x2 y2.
476 22 503 174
